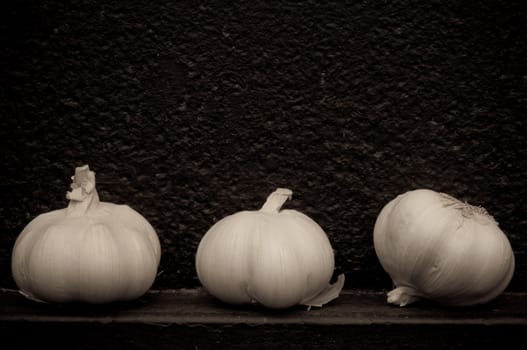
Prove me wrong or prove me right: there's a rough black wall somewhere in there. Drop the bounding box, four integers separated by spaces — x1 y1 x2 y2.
1 0 526 291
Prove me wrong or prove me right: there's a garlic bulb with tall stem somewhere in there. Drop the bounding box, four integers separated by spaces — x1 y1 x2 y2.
11 165 161 304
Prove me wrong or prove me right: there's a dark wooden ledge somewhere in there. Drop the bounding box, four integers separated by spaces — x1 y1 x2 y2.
2 288 526 325
1 288 526 349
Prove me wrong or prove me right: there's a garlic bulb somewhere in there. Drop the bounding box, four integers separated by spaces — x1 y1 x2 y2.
374 189 515 307
11 165 161 304
195 188 345 309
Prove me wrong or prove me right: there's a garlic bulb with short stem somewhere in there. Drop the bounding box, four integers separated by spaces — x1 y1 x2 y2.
11 165 161 304
195 188 345 309
374 189 515 307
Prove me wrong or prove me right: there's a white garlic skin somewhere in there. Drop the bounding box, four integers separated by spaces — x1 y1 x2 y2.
195 197 336 309
374 189 515 306
11 203 161 304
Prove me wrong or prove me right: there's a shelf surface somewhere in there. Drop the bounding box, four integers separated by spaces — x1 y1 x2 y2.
1 288 526 349
2 288 527 325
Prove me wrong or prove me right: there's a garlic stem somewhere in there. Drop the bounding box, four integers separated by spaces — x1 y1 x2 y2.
66 165 99 217
260 188 293 213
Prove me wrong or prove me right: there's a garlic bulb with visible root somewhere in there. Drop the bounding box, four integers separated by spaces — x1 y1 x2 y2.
11 165 161 304
195 188 345 309
374 189 515 307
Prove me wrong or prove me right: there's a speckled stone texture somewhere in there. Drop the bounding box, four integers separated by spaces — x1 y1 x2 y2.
0 0 526 291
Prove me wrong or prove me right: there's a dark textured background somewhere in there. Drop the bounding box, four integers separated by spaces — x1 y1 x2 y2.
0 0 525 292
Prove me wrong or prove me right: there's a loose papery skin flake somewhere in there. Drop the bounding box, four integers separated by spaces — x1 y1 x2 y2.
373 189 515 307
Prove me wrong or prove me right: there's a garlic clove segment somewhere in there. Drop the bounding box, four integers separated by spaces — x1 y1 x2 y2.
374 189 515 307
11 165 161 304
196 188 344 309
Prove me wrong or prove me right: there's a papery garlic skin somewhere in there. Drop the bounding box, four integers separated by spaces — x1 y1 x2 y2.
11 165 161 304
195 188 344 309
374 189 515 307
